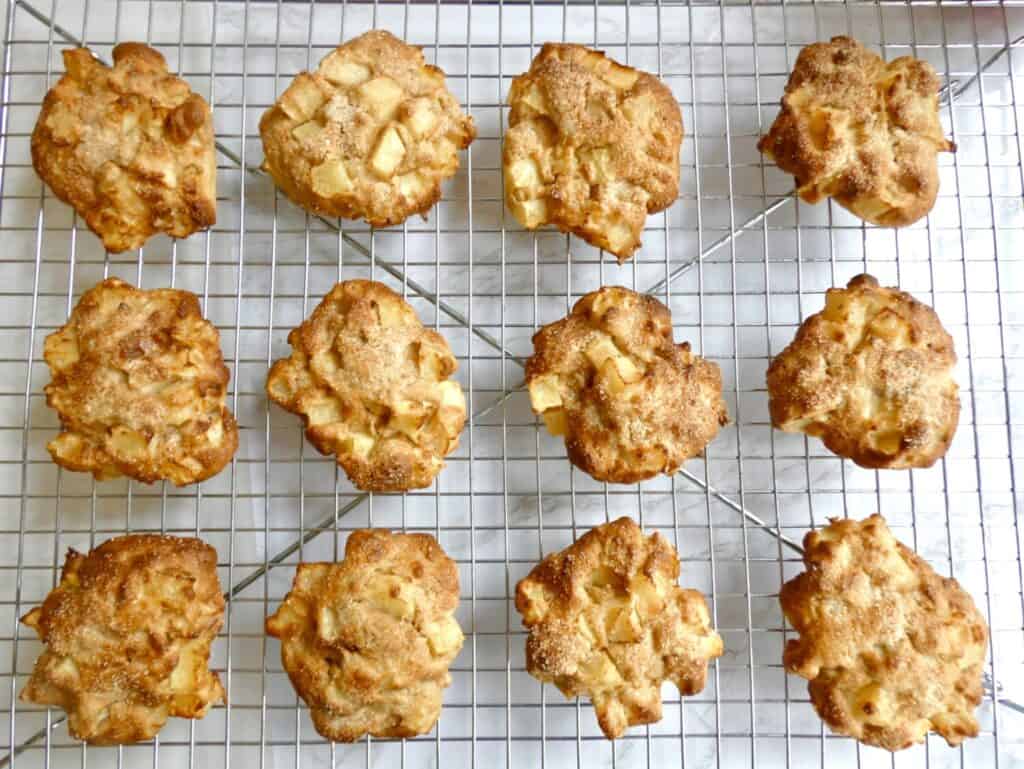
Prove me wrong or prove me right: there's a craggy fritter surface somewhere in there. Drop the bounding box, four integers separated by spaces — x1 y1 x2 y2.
260 30 475 226
32 43 216 253
20 534 226 745
515 517 723 739
780 515 988 751
266 280 466 491
758 36 953 227
44 277 239 485
526 286 727 483
265 529 463 742
504 43 683 262
766 274 959 469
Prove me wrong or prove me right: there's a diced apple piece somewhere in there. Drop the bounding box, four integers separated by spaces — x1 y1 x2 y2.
599 359 627 395
134 149 177 187
617 355 642 383
577 613 598 644
604 64 639 90
343 432 375 458
307 397 341 426
390 399 428 438
370 125 406 178
109 426 149 458
121 110 139 134
398 172 425 200
868 309 911 345
607 606 642 643
585 337 619 369
311 159 353 197
521 84 546 113
605 220 635 253
622 93 656 125
316 606 339 641
516 197 548 227
631 576 664 618
580 148 613 184
542 408 567 437
358 76 405 121
425 616 463 656
205 420 225 448
418 345 446 378
371 576 414 620
579 49 607 74
402 98 438 137
528 374 562 412
580 652 622 685
508 158 541 190
375 298 405 327
437 380 465 410
291 120 322 143
320 53 371 87
279 74 327 122
869 429 903 456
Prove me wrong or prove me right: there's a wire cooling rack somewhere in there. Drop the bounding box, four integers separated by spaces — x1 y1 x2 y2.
1 0 1022 767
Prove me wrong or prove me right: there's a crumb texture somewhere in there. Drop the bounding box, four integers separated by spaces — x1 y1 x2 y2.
266 279 466 491
266 529 463 742
504 43 682 261
44 277 238 485
526 286 726 483
32 43 216 252
260 30 475 226
766 273 958 469
20 534 225 745
758 36 954 227
515 517 723 739
780 514 988 751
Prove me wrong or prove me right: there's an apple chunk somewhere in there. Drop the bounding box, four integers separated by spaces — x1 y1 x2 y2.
370 125 406 178
357 76 405 121
311 159 354 197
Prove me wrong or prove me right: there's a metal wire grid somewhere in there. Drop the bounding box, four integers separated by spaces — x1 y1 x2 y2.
0 0 1022 767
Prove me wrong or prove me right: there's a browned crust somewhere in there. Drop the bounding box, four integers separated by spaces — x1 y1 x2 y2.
259 30 475 227
32 43 216 253
503 42 683 262
43 277 239 486
525 286 727 483
757 36 954 227
265 279 466 492
779 515 988 751
515 517 723 739
265 529 463 742
766 273 959 469
19 534 225 745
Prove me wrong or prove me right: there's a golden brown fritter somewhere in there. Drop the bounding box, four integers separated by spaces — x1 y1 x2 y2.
265 529 463 742
758 36 954 227
526 286 727 484
32 43 216 253
266 280 465 492
44 277 239 486
503 43 683 262
780 515 988 751
19 534 225 745
766 274 958 469
260 30 475 226
516 517 723 739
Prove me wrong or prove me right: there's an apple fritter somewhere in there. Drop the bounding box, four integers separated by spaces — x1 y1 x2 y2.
259 30 475 226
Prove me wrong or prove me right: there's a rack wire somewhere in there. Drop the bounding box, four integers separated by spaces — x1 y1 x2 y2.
0 0 1022 767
